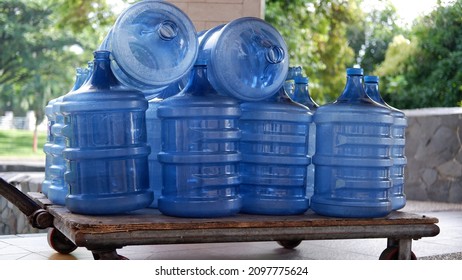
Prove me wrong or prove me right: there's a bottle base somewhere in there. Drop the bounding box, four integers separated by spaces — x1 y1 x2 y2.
47 186 68 206
66 191 153 215
240 197 309 215
147 190 162 209
391 195 406 211
310 197 392 218
158 196 242 218
41 181 52 196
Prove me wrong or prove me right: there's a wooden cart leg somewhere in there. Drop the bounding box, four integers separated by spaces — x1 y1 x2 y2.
397 239 413 260
379 238 417 260
91 249 129 260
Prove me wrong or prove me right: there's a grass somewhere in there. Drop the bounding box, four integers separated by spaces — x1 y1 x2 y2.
0 129 46 158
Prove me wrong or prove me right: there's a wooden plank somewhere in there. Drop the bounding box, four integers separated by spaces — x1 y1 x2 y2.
26 192 440 251
65 222 440 249
45 203 438 234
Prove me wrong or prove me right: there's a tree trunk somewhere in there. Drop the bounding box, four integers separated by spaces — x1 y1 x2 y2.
33 125 38 153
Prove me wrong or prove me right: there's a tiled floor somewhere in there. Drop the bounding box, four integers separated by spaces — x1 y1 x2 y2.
1 200 461 260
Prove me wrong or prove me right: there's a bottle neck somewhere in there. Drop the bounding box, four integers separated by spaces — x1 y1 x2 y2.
184 64 216 96
293 83 309 103
71 69 86 92
336 74 371 104
294 82 318 110
365 82 386 105
84 51 119 90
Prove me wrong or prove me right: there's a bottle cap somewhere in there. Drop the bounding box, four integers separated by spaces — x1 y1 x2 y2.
346 67 364 76
364 75 379 83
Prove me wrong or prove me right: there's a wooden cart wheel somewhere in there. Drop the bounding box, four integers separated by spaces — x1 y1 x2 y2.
277 240 303 249
379 247 417 260
92 250 129 260
47 228 78 254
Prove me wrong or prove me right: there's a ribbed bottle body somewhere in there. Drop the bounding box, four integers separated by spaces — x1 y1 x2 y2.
42 97 59 196
311 69 394 218
364 75 407 210
389 110 407 210
61 51 152 215
146 98 163 208
47 97 66 205
157 94 242 218
239 99 312 215
62 92 152 215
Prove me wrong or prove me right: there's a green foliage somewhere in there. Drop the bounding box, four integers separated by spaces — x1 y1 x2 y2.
377 0 462 109
0 0 126 126
0 0 78 120
0 130 46 157
265 0 360 104
347 0 404 74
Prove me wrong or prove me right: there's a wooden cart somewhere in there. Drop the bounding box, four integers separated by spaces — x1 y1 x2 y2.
1 177 440 260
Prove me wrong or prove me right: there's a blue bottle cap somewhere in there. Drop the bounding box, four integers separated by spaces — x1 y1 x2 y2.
346 67 364 76
108 0 198 91
364 75 379 83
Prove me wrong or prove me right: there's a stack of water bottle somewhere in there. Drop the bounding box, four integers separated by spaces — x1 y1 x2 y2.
42 0 407 218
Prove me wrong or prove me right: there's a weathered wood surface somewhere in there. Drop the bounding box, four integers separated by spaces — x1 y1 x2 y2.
27 192 440 250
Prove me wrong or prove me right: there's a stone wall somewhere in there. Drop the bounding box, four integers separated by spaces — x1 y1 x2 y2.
404 107 462 203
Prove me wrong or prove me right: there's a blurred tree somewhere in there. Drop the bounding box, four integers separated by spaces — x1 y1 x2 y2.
0 0 123 151
374 34 417 108
265 0 361 104
376 0 462 109
0 0 78 113
347 0 404 74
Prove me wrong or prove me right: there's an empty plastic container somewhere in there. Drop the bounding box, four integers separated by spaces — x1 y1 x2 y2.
145 83 184 208
61 51 153 215
46 68 86 205
284 66 303 98
365 75 407 210
156 63 242 218
311 68 394 218
198 17 289 101
99 0 198 94
292 76 318 203
42 97 59 196
239 87 313 215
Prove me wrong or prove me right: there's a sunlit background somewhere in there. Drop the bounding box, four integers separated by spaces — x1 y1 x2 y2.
1 0 461 157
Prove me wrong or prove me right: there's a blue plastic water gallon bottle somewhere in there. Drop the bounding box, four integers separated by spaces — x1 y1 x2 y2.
61 51 153 215
311 68 394 218
145 84 185 209
239 87 313 215
293 76 319 111
46 68 86 205
284 66 303 98
99 0 198 95
42 97 59 196
365 75 407 210
156 62 242 218
292 76 318 203
198 17 288 101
